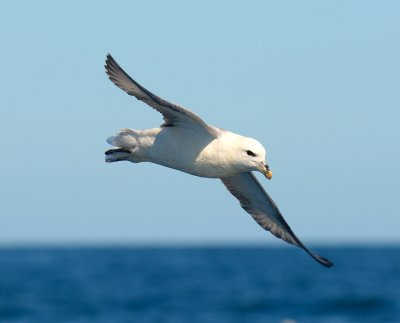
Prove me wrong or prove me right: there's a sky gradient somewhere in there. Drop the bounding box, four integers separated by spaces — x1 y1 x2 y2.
1 1 399 245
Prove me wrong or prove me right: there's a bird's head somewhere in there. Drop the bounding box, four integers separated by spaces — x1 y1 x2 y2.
237 137 272 180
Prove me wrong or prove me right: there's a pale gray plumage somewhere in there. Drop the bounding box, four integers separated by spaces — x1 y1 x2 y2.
105 55 219 137
104 54 333 268
221 172 332 267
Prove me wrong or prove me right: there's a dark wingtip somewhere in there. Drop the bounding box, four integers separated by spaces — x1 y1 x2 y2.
105 53 117 73
105 53 111 65
314 254 334 268
104 53 124 88
296 239 334 268
105 53 114 69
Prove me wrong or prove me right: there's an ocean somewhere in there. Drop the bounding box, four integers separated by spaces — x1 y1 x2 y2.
0 246 399 323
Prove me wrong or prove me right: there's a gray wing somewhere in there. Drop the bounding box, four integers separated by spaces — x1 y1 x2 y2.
105 54 218 137
221 172 333 268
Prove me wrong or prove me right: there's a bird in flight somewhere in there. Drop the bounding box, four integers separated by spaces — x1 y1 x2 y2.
104 54 333 268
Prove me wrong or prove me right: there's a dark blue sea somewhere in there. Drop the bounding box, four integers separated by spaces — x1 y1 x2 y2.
0 246 399 323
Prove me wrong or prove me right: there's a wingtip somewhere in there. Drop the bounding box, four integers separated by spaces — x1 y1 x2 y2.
105 53 117 67
312 253 334 268
105 53 111 70
104 53 119 81
297 240 334 268
105 53 113 67
319 257 334 268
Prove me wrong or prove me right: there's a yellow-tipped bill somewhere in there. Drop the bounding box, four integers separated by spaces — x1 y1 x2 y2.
258 162 273 180
264 169 273 180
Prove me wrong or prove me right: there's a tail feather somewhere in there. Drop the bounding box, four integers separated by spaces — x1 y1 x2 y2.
107 128 137 148
106 128 137 163
105 148 132 163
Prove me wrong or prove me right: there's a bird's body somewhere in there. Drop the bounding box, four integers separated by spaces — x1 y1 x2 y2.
107 126 265 178
104 54 333 268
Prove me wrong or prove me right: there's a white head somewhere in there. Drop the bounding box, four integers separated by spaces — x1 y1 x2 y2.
234 136 273 180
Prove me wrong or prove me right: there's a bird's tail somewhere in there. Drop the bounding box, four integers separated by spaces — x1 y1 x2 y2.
107 128 137 147
105 128 137 163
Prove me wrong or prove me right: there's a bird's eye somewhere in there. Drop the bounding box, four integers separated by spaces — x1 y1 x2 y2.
246 150 256 157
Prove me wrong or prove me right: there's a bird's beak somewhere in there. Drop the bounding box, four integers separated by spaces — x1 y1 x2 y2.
259 162 273 180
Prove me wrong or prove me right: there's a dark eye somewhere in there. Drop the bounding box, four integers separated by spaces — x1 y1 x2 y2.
246 150 256 157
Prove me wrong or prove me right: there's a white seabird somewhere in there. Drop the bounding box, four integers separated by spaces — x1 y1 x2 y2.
104 54 333 268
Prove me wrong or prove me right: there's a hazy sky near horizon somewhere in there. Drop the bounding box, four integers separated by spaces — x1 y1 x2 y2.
1 1 399 245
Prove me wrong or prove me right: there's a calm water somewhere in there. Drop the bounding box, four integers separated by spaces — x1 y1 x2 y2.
0 246 399 323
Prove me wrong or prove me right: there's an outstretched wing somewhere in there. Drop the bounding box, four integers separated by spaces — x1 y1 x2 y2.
221 172 333 268
105 54 218 137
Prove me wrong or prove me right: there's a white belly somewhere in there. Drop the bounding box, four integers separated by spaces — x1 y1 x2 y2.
134 127 244 178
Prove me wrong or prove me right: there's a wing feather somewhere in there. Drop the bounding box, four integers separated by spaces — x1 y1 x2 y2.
221 172 333 268
105 54 218 137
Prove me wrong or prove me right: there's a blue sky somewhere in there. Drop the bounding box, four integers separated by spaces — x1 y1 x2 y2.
1 1 399 245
